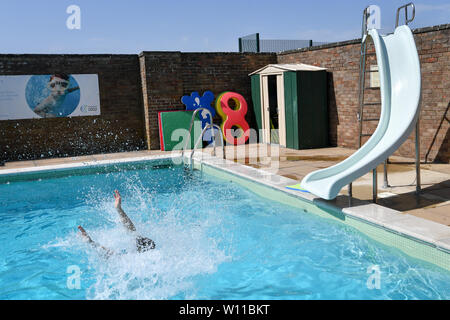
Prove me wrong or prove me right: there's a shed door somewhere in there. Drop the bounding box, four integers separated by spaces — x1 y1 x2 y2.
260 73 286 146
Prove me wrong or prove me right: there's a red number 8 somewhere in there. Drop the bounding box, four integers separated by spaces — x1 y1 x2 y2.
215 92 250 145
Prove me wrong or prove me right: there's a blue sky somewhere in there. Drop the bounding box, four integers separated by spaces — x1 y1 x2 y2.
0 0 449 53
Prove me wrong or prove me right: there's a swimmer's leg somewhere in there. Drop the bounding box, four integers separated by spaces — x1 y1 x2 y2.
78 226 114 257
114 190 137 232
113 190 156 251
78 225 96 244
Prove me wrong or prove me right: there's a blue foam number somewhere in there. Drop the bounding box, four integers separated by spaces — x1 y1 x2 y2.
181 91 218 143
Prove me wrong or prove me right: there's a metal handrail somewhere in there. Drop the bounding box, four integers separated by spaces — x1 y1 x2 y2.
189 123 225 169
350 6 371 206
361 6 370 44
182 107 213 158
358 6 370 129
182 108 225 168
395 3 415 28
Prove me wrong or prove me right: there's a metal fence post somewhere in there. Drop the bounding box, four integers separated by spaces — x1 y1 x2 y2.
256 33 260 53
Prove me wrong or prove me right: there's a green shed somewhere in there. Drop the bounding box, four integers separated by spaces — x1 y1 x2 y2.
249 64 328 149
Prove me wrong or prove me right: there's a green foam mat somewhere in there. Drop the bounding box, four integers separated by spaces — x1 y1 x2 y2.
158 111 201 151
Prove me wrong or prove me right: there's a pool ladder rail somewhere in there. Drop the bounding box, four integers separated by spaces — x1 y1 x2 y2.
182 108 225 169
349 2 421 206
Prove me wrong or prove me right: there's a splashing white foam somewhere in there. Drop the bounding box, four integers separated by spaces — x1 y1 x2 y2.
70 184 232 300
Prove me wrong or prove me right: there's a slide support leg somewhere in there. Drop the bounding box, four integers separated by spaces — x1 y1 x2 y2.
348 183 353 207
415 120 421 194
383 160 389 188
372 168 377 203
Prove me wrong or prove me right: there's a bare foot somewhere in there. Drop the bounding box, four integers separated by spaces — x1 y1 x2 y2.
113 190 122 209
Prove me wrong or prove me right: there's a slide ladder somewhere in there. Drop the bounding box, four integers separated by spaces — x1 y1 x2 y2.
296 3 422 201
350 5 390 202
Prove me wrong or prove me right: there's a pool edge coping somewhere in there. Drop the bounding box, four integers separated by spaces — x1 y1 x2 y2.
189 153 450 256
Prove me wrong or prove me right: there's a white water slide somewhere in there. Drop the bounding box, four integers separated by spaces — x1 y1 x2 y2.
299 24 421 200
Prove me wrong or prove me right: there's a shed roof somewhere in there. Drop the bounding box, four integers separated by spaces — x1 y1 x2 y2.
249 63 326 76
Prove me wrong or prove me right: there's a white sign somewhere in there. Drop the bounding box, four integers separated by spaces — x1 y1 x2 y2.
0 74 100 120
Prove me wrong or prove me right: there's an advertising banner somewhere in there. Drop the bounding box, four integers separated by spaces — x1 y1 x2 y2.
0 74 100 120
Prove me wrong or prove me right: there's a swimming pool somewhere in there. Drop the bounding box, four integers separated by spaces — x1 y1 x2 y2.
0 159 449 300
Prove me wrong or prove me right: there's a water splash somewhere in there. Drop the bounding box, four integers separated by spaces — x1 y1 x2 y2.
70 176 231 300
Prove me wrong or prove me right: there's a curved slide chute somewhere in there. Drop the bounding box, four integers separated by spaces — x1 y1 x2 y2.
297 25 421 200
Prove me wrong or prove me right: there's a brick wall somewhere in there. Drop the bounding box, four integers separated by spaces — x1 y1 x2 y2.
1 24 447 163
0 54 146 162
139 52 277 150
278 24 450 163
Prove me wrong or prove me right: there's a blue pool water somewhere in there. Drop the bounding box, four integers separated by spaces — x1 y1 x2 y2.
0 161 449 300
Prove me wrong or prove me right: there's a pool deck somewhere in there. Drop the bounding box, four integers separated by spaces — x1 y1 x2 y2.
1 144 449 229
216 144 450 228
